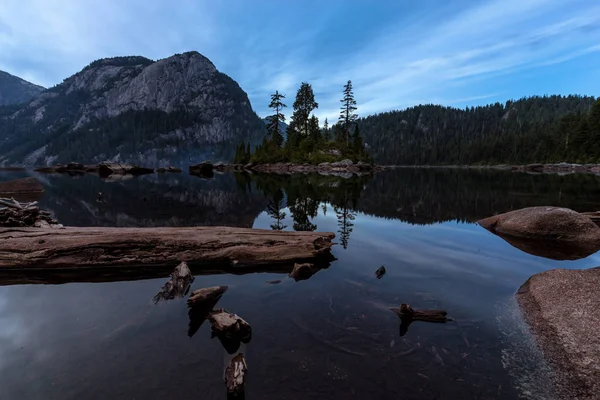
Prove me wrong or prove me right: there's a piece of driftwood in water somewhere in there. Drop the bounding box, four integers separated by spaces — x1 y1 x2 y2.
225 353 247 397
152 261 195 304
289 262 321 281
375 265 386 279
187 286 228 338
0 227 335 268
390 303 449 336
209 309 252 354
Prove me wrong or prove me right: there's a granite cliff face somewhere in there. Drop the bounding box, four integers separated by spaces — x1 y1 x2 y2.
0 52 265 166
0 70 45 106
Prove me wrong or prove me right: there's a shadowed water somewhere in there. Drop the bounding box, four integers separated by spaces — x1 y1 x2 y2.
1 168 599 399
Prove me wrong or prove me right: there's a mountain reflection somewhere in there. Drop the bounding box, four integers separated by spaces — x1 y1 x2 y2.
26 168 600 248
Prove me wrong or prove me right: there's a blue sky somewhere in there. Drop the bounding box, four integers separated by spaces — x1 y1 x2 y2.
0 0 599 122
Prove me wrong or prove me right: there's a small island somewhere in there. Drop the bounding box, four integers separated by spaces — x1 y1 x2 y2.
231 80 378 174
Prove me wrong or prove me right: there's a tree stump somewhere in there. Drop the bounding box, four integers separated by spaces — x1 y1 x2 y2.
152 261 194 304
225 353 247 397
390 303 449 336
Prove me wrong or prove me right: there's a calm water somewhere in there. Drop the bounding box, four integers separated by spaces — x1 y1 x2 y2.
2 168 600 400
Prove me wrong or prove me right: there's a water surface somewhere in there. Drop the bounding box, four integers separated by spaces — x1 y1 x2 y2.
1 168 599 399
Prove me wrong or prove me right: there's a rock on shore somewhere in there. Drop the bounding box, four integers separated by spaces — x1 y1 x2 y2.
517 267 600 399
478 207 600 242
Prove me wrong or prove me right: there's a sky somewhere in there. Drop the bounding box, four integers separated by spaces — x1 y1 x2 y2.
0 0 599 123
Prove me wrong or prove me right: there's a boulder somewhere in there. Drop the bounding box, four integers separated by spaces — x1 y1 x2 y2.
338 159 354 166
167 166 182 173
189 162 214 178
477 207 600 243
517 267 600 399
98 163 154 177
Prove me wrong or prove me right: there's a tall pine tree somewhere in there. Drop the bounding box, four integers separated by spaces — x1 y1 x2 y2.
339 80 358 144
266 90 287 147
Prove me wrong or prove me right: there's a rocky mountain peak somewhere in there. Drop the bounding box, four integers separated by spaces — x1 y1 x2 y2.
0 70 45 106
0 52 265 167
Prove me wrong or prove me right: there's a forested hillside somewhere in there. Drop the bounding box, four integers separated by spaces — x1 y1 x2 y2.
358 95 599 165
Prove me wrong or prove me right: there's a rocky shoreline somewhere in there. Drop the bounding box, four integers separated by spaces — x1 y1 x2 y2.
202 159 384 176
396 162 600 175
516 267 600 399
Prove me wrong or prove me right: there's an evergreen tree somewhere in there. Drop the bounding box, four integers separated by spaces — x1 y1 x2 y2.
339 80 358 144
308 115 321 144
291 82 319 138
266 90 286 147
352 125 364 156
323 117 330 141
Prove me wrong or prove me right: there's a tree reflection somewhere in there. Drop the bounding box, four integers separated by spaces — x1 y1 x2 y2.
266 189 287 230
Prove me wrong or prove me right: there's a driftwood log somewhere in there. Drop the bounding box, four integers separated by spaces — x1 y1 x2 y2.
187 286 228 337
390 303 450 336
152 261 194 304
209 309 252 354
0 227 335 268
225 353 247 397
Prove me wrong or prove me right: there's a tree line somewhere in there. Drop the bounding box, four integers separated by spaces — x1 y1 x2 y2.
357 95 599 165
234 80 370 164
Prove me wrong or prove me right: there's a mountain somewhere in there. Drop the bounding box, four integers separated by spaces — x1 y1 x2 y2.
0 52 265 167
0 70 45 106
358 95 598 165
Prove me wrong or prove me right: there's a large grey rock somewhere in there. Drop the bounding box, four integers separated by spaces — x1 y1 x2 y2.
517 267 600 399
478 206 600 242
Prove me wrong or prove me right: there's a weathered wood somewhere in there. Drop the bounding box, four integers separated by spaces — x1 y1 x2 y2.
187 285 228 307
289 262 321 281
390 303 449 336
187 286 228 338
152 261 195 304
0 227 335 268
225 353 247 397
208 309 252 342
1 199 61 228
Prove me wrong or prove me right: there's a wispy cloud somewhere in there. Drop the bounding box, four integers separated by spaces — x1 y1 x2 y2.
0 0 598 123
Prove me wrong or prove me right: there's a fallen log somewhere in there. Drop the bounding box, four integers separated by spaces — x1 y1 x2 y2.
225 353 247 397
390 303 450 336
152 261 195 304
0 227 335 268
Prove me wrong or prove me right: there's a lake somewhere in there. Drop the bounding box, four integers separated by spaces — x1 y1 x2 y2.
1 167 600 400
